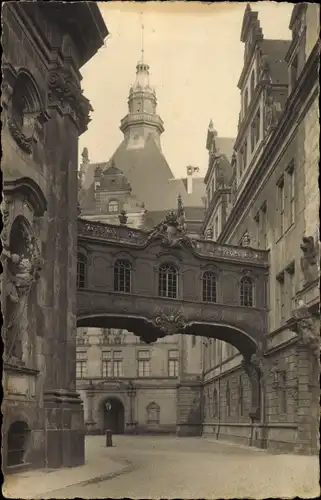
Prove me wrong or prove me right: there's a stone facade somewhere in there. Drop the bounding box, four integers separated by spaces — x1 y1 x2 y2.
201 4 320 454
1 2 107 472
76 328 180 435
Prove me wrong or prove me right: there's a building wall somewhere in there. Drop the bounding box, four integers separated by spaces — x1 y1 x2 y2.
76 329 180 434
200 4 320 454
2 2 106 471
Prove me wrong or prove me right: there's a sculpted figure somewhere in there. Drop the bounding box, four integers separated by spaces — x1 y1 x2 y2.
300 236 318 285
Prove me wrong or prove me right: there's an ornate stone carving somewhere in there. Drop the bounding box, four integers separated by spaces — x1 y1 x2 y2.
7 118 33 154
118 209 128 225
148 209 194 249
292 300 320 358
240 231 251 248
264 94 282 133
48 64 93 132
205 227 213 240
154 311 187 336
241 342 266 421
4 220 43 362
300 236 318 285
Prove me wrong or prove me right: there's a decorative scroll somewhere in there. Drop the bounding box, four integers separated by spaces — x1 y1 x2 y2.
7 118 33 154
48 64 93 132
154 311 187 336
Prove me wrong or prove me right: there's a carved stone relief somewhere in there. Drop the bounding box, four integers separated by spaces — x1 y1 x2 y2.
300 236 318 286
2 198 43 365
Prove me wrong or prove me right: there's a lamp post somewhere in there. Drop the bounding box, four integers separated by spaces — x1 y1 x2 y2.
127 381 136 433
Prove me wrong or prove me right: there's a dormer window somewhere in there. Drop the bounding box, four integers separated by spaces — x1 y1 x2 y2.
108 200 119 213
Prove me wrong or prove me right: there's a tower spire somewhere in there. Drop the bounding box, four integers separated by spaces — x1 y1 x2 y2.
141 12 145 62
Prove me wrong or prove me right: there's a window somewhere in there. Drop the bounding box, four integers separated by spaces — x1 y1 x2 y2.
240 140 248 173
168 350 179 377
158 263 178 298
276 272 285 324
146 402 160 424
244 88 249 112
77 254 86 289
279 371 287 414
287 162 295 225
286 262 295 317
251 120 256 153
212 388 218 418
290 54 298 93
113 350 123 377
255 108 260 143
240 276 254 307
202 271 217 303
102 350 123 377
108 200 119 213
226 383 231 417
137 350 151 377
114 259 131 293
76 351 87 378
277 176 285 235
214 215 219 239
250 70 255 99
102 350 112 377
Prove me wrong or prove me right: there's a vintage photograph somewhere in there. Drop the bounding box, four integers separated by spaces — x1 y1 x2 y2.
1 1 320 498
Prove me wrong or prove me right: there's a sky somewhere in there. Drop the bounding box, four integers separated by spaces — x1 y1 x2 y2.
79 1 293 178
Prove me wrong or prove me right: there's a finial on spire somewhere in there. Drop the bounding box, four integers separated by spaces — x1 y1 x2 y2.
141 11 145 62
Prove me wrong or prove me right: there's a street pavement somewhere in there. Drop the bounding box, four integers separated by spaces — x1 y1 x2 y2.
3 435 320 499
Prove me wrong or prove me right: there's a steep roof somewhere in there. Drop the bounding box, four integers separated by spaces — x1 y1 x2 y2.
81 135 205 213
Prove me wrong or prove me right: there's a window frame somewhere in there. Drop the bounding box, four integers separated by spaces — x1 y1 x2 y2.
158 262 179 299
202 270 217 303
77 253 86 289
114 259 132 293
240 276 254 307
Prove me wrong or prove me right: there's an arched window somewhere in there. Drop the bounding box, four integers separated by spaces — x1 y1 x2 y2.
202 271 217 302
114 259 131 293
158 263 178 298
108 200 119 213
250 70 255 99
240 276 254 306
226 383 231 417
146 402 160 424
77 254 86 289
213 388 218 418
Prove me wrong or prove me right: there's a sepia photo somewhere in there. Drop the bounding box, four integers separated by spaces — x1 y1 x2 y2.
1 1 320 498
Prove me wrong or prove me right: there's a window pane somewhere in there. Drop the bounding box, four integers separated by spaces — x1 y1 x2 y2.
114 260 131 293
158 263 178 298
138 350 150 359
138 360 150 377
168 350 178 359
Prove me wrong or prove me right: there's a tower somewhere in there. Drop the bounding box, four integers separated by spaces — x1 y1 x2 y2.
120 20 164 149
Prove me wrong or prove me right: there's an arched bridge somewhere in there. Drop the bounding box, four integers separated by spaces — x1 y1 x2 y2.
77 215 269 362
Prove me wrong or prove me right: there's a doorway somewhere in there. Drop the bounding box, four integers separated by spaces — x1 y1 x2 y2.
103 398 125 435
7 420 30 467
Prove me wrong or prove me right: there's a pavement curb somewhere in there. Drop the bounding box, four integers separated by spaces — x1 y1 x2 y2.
202 437 268 453
32 457 135 499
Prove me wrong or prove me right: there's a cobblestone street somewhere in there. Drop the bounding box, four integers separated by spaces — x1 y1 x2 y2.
32 436 320 499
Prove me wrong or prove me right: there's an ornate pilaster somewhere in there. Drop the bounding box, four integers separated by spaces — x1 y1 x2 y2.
48 63 93 134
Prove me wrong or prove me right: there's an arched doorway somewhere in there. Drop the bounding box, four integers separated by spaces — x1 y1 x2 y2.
7 420 30 467
102 398 125 435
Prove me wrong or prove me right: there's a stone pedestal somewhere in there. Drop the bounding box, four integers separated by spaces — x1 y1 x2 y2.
176 381 202 437
44 389 85 468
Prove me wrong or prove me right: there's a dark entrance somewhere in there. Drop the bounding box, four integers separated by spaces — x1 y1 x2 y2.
7 421 30 467
103 398 125 435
